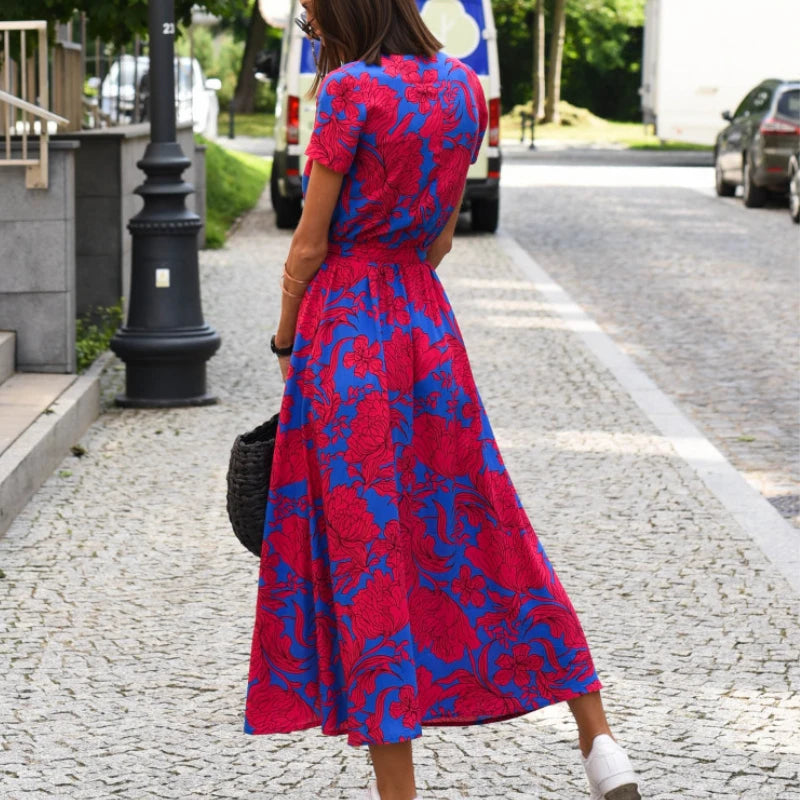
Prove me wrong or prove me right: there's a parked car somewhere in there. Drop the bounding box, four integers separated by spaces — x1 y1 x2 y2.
789 151 800 223
714 78 800 207
98 55 149 125
99 55 221 135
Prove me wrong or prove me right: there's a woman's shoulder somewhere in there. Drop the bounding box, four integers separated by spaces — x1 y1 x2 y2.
438 54 484 105
321 60 370 86
318 52 480 93
438 53 479 82
319 55 431 92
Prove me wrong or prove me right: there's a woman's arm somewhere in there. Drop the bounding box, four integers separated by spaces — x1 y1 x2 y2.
425 196 463 270
273 161 344 373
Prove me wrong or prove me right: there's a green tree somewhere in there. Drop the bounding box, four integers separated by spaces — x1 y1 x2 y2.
0 0 279 112
232 0 267 112
493 0 645 121
532 0 545 119
175 25 215 73
492 0 536 113
561 0 645 120
545 0 567 123
194 0 279 114
0 0 243 45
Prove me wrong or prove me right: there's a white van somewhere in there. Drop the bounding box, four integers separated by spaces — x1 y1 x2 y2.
269 0 501 231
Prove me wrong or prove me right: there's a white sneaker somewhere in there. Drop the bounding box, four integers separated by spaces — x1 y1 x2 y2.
582 735 641 800
362 782 421 800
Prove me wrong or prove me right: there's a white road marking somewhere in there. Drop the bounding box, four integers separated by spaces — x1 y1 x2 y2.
498 231 800 596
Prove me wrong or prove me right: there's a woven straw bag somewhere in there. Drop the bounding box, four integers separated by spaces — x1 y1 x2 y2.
226 414 279 557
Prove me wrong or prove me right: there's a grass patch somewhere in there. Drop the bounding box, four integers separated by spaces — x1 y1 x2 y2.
628 140 713 151
199 134 271 248
217 112 275 139
76 303 123 372
502 100 712 150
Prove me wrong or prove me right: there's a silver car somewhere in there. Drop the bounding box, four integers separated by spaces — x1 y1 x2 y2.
99 55 220 135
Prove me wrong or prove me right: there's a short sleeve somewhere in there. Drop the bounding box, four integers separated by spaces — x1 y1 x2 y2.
466 69 488 164
305 69 368 174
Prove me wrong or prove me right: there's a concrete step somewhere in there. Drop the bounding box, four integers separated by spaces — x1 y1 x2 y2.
0 372 77 454
0 331 14 385
0 356 109 537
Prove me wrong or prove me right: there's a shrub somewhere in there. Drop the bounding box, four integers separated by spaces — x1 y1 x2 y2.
76 303 124 372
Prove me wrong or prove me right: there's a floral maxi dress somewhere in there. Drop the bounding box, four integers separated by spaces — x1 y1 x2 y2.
245 53 601 747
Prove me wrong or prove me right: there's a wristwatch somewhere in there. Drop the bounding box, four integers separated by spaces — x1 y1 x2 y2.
270 335 293 357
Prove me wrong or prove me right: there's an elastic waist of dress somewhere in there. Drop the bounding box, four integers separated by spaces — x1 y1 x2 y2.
327 240 423 264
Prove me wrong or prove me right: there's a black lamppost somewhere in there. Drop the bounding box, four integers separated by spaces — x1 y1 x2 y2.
111 0 221 407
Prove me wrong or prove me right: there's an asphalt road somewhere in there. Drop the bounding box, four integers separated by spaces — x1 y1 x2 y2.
498 143 800 527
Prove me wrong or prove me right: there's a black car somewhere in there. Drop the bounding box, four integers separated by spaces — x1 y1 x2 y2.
714 79 800 207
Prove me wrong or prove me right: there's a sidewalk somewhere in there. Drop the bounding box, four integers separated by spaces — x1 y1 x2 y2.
1 191 798 799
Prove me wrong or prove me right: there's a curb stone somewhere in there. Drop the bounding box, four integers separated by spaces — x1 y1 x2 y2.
0 351 113 536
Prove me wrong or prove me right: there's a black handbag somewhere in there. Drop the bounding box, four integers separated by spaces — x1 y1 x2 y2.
226 414 280 557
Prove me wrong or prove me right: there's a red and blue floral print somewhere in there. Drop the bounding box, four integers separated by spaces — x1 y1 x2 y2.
245 53 601 747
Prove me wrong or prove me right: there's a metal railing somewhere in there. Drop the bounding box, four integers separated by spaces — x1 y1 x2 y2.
0 21 69 189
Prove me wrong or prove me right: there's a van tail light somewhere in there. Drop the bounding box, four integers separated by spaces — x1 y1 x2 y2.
760 117 800 135
287 95 300 144
488 97 500 147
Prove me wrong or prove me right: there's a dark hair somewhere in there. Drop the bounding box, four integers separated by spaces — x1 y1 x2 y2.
310 0 442 93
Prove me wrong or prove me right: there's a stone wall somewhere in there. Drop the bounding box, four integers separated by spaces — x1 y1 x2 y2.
58 123 204 319
0 141 78 373
0 125 206 373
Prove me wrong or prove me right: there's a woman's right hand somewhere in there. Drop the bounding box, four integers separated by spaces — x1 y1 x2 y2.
277 354 292 382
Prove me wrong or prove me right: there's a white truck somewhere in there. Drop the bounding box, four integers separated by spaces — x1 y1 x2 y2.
640 0 800 146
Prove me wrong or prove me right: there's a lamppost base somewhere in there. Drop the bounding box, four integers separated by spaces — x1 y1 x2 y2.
111 325 221 408
114 358 218 408
115 392 218 409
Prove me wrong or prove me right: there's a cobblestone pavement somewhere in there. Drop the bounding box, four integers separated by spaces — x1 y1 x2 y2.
1 191 799 799
500 150 800 527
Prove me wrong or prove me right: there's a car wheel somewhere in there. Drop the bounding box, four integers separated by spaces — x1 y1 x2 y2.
471 197 499 233
789 165 800 224
742 158 767 208
714 154 736 197
271 166 302 229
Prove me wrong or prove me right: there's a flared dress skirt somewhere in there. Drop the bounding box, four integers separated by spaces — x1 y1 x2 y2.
245 240 602 746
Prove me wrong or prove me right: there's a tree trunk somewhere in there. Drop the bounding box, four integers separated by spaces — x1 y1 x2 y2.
532 0 545 120
545 0 566 124
233 0 267 113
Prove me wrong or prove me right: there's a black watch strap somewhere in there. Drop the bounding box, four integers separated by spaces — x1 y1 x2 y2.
270 335 293 357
